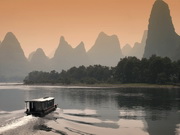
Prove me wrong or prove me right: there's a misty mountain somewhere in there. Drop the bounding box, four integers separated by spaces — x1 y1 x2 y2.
52 36 74 71
0 32 30 81
143 0 180 60
1 0 180 82
122 44 132 56
130 30 147 59
28 51 35 61
122 30 147 59
29 48 50 71
48 49 56 59
88 32 123 67
73 42 91 67
52 37 91 71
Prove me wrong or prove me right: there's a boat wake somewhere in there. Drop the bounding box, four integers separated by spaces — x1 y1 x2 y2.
0 110 48 135
0 108 146 135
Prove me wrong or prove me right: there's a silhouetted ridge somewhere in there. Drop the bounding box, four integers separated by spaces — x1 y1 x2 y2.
28 51 35 61
149 0 175 33
122 30 147 59
0 32 29 81
0 32 24 54
30 48 49 62
53 36 73 59
88 32 123 66
131 30 148 59
0 32 27 61
122 44 132 56
75 42 86 52
52 37 91 71
74 42 91 67
143 0 180 59
30 48 50 71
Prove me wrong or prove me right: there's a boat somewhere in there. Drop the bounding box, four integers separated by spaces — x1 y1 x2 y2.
25 97 57 117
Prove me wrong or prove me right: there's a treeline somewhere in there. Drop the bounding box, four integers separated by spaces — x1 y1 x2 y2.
24 55 180 85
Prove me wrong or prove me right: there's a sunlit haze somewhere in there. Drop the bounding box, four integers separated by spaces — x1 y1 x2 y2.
0 0 179 57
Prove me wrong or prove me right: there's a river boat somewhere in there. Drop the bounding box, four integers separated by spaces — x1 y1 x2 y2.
25 97 57 117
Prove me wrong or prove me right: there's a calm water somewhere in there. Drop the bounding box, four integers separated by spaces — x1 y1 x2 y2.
0 83 180 135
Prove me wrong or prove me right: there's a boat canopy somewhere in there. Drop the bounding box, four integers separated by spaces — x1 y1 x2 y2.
25 97 54 102
24 96 57 117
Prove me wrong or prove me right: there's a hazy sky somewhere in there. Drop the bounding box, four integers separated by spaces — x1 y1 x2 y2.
0 0 179 57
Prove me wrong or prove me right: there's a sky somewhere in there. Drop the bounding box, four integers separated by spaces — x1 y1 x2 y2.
0 0 179 57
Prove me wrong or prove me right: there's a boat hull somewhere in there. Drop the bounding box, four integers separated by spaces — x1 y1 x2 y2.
26 105 57 117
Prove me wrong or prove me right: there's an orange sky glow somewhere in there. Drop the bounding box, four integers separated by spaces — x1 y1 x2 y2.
0 0 179 57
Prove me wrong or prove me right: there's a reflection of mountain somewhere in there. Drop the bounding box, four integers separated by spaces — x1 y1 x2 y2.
115 88 180 135
0 32 30 81
88 32 123 67
146 111 179 135
53 87 180 135
143 0 180 60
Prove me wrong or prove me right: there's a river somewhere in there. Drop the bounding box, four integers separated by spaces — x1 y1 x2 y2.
0 83 179 135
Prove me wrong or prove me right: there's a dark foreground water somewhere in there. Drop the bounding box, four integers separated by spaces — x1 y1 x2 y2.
0 83 179 135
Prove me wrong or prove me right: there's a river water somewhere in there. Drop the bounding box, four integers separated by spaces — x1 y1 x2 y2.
0 83 179 135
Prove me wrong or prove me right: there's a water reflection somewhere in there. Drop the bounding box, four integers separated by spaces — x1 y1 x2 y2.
0 85 179 135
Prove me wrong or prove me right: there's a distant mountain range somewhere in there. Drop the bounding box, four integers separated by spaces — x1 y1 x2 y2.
0 0 179 82
88 32 123 67
122 30 147 59
51 36 91 71
0 32 123 81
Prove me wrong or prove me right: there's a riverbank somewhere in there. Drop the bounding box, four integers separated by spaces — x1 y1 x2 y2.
23 83 180 89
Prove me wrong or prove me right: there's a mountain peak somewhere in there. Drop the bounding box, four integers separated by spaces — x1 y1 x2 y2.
30 48 48 62
6 32 15 36
59 36 71 48
60 36 65 42
1 32 20 48
123 44 132 50
122 44 132 56
53 36 73 59
99 32 107 37
75 42 86 53
154 0 166 6
150 0 173 32
79 41 84 46
88 32 123 66
30 48 49 71
33 48 47 59
143 0 178 59
36 48 45 54
98 32 117 39
0 32 25 56
0 32 28 79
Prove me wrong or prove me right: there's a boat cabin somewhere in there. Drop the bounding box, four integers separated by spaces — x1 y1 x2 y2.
25 97 57 117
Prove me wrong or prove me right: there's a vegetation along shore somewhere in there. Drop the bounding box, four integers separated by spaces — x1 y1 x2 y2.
24 56 180 88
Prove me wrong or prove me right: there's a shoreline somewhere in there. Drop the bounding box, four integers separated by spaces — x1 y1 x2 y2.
23 83 180 89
